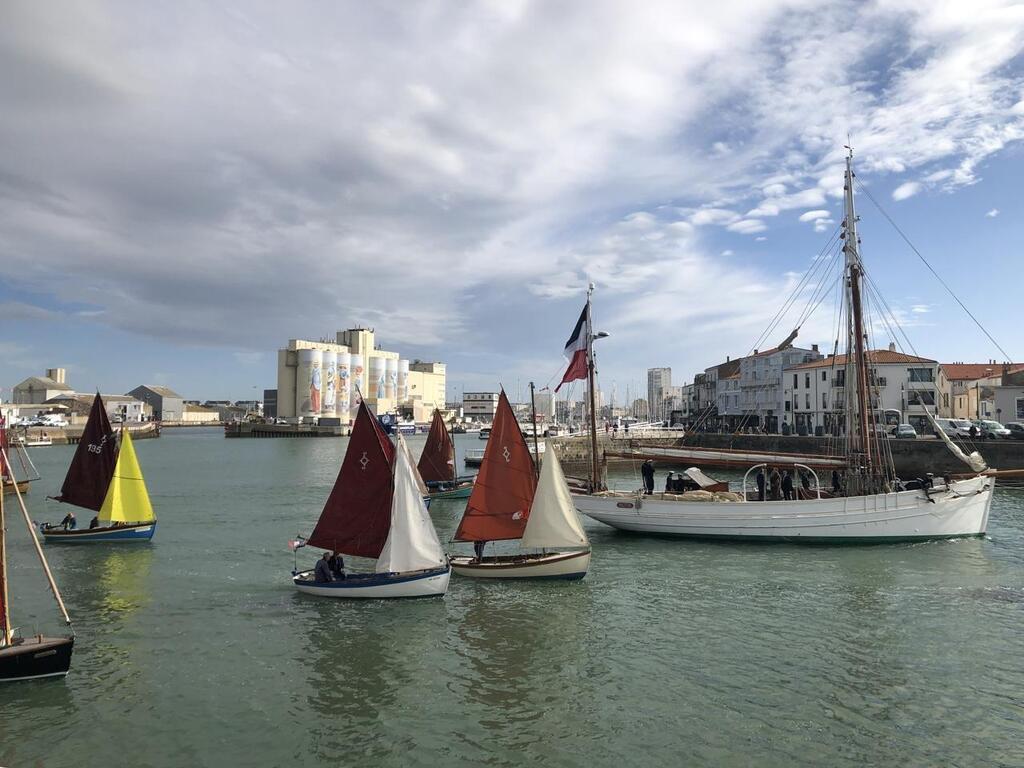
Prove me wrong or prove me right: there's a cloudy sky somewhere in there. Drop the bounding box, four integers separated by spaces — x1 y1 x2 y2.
2 0 1022 403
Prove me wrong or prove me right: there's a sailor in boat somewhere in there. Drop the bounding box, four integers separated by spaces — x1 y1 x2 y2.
641 459 655 495
769 466 782 500
89 516 99 529
58 511 76 530
329 551 345 579
665 472 674 492
473 540 486 561
756 467 766 501
782 469 795 501
314 552 334 583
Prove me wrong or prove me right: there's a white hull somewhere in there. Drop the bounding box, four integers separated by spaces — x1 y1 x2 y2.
450 549 590 580
575 476 994 541
292 566 450 598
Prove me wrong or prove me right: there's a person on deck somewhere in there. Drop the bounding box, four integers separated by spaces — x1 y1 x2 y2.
328 551 345 579
831 470 843 496
769 467 782 501
756 468 766 501
665 472 675 493
781 470 795 501
314 552 334 583
59 511 76 530
641 459 655 495
800 470 811 493
89 516 99 529
473 540 487 561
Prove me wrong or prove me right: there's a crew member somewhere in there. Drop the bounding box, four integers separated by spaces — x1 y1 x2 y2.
756 468 766 501
641 460 655 495
314 552 334 583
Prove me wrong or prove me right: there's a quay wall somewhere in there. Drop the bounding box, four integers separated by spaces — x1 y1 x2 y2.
12 423 161 445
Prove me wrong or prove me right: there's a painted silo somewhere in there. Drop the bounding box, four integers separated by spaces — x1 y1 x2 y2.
350 354 364 407
398 359 409 401
368 357 386 401
385 358 398 400
321 350 337 416
337 351 351 420
296 348 323 419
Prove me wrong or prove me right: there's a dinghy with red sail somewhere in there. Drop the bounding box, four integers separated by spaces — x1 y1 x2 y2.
450 390 590 580
292 400 449 599
418 409 474 500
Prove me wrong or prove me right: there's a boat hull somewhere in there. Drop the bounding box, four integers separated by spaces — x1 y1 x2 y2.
2 480 30 497
426 482 474 501
450 549 590 580
0 636 74 682
292 565 450 598
575 476 994 542
41 521 157 543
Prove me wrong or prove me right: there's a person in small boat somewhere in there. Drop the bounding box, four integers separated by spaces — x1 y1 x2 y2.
641 460 655 495
89 516 99 529
59 511 76 530
781 470 794 501
314 552 334 583
473 540 487 561
768 467 782 500
328 551 345 579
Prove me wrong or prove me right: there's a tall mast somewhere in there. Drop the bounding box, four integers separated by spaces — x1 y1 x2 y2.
1 477 11 646
586 284 600 491
842 148 874 473
529 382 541 479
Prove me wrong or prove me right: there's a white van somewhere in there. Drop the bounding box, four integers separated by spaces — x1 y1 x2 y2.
39 414 68 428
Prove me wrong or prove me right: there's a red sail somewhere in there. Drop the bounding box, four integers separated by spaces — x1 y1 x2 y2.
0 415 8 480
308 400 396 557
454 390 537 542
417 409 454 483
55 393 116 512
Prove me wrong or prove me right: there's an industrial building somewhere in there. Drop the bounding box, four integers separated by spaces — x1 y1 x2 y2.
276 328 446 423
12 368 73 403
127 385 185 421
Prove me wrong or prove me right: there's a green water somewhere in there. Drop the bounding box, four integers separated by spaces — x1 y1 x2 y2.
2 428 1022 767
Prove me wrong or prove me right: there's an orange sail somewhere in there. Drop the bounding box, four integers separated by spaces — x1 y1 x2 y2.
418 409 454 484
454 390 537 542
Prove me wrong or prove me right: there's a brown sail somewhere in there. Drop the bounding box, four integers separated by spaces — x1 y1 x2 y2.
307 400 396 557
454 390 537 542
418 409 455 484
54 393 116 512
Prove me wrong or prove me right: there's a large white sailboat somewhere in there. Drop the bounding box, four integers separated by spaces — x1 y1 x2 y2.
572 150 996 542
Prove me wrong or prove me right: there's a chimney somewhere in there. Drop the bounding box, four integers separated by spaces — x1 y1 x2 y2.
753 349 758 355
46 367 66 384
888 342 896 352
812 344 819 352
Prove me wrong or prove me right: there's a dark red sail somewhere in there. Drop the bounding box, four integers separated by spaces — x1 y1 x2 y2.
418 409 455 484
308 400 396 557
54 393 116 512
0 415 8 480
454 390 537 542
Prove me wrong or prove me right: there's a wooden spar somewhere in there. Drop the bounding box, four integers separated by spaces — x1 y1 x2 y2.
1 448 72 627
586 286 600 491
952 468 1024 479
1 476 10 646
844 150 873 470
625 441 846 462
529 382 540 479
604 449 846 470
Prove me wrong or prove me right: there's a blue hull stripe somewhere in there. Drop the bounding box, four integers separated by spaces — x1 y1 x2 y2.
293 566 449 589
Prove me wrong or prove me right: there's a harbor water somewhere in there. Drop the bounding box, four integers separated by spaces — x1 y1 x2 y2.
2 428 1022 767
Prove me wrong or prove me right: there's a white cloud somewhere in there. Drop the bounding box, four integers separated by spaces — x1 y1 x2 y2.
892 181 922 201
727 219 767 235
986 208 1000 217
798 209 831 222
690 208 740 226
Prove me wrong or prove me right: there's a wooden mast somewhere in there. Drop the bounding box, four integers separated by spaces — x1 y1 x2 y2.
585 284 601 491
529 382 541 479
0 473 10 646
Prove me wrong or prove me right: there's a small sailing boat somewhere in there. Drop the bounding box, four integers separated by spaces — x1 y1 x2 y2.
0 446 74 682
418 409 474 500
292 400 450 599
449 391 590 580
43 394 156 543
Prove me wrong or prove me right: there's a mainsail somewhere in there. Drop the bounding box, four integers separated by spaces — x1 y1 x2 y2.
98 429 155 524
376 434 447 573
308 400 396 557
454 390 537 542
55 393 116 511
520 440 589 549
418 409 454 483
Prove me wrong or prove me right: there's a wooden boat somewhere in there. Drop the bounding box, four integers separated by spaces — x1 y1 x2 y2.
571 152 995 542
42 394 156 543
450 391 590 580
0 446 75 682
418 409 474 500
1 417 40 497
292 401 450 599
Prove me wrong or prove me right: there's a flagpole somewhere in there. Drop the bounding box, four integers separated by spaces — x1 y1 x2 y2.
586 284 600 491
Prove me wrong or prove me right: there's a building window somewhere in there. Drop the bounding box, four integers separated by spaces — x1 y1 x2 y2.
805 393 811 409
908 367 934 382
822 371 827 382
907 390 936 406
793 374 798 389
1017 398 1024 420
822 392 827 409
785 400 791 412
805 373 810 389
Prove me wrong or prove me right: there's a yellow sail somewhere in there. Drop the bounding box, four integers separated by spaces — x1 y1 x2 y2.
98 430 155 524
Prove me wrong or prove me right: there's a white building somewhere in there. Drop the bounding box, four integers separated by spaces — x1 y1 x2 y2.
12 368 72 404
647 367 672 422
739 345 823 432
464 392 499 422
785 348 940 435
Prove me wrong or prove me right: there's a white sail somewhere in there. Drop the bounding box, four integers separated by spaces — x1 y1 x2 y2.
521 440 589 549
398 432 429 496
376 434 447 574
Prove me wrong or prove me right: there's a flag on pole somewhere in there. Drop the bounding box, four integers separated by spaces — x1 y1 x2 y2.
556 304 589 392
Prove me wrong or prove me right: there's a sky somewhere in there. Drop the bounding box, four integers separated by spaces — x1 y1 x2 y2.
1 0 1023 404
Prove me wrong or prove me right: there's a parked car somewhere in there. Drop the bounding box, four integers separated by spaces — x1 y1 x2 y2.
934 417 972 439
972 419 1011 439
1004 422 1024 440
893 424 918 439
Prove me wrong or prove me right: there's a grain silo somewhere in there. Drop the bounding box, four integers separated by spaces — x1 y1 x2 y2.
350 353 364 405
398 359 409 401
321 350 337 417
385 358 398 400
296 348 323 419
337 351 351 421
369 357 386 401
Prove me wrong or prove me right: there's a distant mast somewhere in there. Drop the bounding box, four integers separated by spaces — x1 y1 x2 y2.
585 284 600 491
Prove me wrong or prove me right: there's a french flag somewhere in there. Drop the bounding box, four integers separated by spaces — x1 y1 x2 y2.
556 304 589 392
